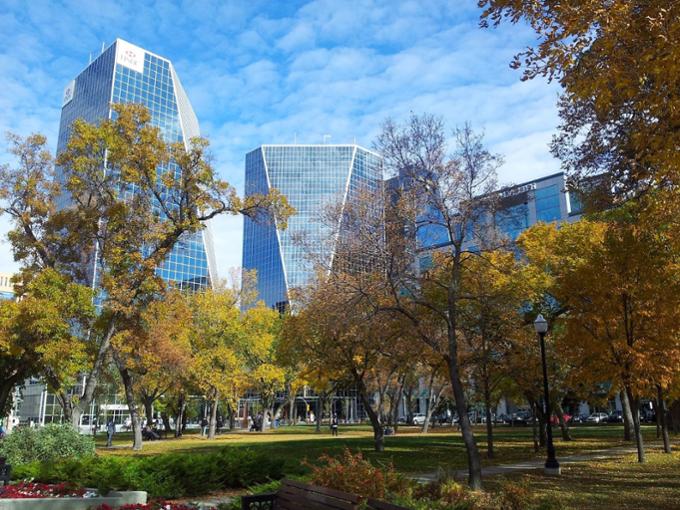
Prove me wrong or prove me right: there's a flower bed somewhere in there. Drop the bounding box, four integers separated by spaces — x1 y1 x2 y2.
0 482 89 499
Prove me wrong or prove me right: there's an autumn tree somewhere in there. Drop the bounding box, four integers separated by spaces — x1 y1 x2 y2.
370 117 503 488
188 285 247 439
480 0 680 201
240 304 286 431
457 250 525 458
132 290 192 428
281 274 407 451
0 105 292 449
518 208 680 462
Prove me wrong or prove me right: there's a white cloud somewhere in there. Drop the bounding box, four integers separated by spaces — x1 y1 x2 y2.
0 0 563 279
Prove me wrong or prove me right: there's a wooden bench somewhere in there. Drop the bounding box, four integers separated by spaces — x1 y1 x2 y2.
241 479 411 510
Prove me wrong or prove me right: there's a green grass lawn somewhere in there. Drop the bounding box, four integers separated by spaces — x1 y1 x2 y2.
96 423 660 476
485 448 680 510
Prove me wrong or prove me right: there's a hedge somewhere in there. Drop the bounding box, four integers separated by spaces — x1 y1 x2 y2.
11 447 285 498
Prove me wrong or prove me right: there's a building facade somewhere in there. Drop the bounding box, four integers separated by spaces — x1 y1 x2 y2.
0 273 14 301
415 172 583 272
56 38 216 291
242 144 383 310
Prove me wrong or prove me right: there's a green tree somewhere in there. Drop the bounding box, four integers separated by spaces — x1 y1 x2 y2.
0 269 94 416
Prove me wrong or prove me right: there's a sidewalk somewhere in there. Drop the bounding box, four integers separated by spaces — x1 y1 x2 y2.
412 442 665 482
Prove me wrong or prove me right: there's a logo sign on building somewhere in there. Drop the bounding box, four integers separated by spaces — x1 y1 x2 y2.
115 39 145 73
62 80 75 106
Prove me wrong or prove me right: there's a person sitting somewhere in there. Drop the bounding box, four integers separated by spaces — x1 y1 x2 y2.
142 424 160 441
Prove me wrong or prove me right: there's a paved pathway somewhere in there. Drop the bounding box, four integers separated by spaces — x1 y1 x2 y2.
412 443 668 482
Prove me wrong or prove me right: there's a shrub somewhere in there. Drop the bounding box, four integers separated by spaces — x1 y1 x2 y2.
0 424 95 465
11 447 284 498
307 448 409 500
497 481 532 510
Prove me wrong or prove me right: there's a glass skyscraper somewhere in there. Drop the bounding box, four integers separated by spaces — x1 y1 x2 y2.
242 145 383 310
56 38 216 291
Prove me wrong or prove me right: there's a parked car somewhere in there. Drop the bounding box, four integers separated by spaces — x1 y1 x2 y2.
510 411 531 426
496 414 511 424
586 412 609 424
412 413 427 426
607 411 624 423
569 414 587 424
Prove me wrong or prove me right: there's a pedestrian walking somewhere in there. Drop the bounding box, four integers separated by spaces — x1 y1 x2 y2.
330 413 339 436
106 419 115 447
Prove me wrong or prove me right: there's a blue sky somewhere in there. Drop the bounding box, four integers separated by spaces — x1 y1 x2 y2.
0 0 561 278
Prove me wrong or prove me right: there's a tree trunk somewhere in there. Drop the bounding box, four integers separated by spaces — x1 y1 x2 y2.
670 400 680 434
531 402 539 452
555 401 572 441
447 356 482 489
625 386 645 463
422 373 435 434
117 362 143 450
161 412 172 434
652 398 661 439
356 376 384 451
0 375 22 423
482 367 494 459
289 394 296 425
72 319 116 428
404 385 414 425
208 395 218 440
657 385 671 454
175 393 186 438
227 404 236 431
142 395 154 425
55 391 74 425
620 389 634 441
315 395 323 433
391 379 404 434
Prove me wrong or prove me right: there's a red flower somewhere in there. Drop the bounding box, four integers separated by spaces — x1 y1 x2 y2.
0 482 86 499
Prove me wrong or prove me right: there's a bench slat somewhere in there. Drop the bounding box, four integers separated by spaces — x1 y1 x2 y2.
277 487 358 510
281 479 361 503
277 491 339 510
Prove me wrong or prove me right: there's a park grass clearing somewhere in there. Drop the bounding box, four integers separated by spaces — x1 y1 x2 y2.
96 424 660 476
485 448 680 509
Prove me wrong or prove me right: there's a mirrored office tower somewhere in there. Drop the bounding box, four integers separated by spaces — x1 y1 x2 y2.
56 38 217 290
242 145 383 310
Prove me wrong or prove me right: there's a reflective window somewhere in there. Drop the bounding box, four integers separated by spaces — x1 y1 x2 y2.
535 185 562 222
56 41 214 292
242 146 383 308
495 203 529 241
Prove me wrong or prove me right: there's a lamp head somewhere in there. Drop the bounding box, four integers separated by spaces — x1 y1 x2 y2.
534 314 548 334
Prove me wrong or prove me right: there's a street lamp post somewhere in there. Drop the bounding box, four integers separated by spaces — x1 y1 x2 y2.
534 314 561 475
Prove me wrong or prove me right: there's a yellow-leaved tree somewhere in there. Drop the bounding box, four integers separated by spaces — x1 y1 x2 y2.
518 208 680 462
188 285 247 439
